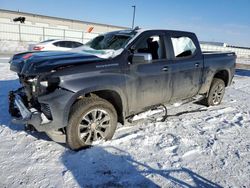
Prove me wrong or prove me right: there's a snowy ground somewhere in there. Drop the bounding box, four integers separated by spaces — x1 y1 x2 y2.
0 41 30 54
0 62 250 187
237 58 250 65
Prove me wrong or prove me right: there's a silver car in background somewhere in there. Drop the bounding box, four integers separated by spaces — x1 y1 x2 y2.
29 39 83 51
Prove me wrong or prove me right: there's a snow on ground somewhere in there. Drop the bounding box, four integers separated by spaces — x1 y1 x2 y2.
237 58 250 65
0 41 30 54
0 62 250 187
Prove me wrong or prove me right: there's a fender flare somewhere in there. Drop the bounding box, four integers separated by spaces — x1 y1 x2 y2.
62 86 128 126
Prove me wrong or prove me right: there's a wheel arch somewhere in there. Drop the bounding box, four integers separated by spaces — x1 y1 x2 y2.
213 70 230 87
199 69 231 96
66 87 127 126
91 90 124 125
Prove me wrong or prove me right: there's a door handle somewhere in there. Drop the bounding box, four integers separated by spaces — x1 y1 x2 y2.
195 63 200 68
162 66 168 71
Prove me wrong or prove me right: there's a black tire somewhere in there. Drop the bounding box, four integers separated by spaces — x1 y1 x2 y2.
204 78 225 106
66 96 117 150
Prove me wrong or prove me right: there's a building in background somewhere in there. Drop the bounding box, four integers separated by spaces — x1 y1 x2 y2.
0 9 250 57
0 9 127 33
0 9 128 44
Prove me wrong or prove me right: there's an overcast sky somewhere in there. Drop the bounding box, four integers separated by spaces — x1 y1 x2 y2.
1 0 250 47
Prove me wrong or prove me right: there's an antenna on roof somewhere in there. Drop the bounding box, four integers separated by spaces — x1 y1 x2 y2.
133 26 140 31
131 5 136 29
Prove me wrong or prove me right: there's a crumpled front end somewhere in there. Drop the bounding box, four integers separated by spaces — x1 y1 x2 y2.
8 74 75 142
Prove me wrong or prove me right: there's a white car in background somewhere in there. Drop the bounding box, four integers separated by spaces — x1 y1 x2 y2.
31 39 83 51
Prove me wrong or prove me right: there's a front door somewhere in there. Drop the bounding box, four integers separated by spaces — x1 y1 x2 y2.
125 32 172 114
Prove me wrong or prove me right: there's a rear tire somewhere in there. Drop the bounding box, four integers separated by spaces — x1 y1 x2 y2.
66 96 117 150
204 78 225 106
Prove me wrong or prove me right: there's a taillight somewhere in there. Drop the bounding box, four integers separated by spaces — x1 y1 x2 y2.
22 53 33 60
33 46 44 51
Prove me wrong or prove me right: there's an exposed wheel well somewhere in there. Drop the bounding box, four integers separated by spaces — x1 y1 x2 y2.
69 90 124 126
214 70 229 87
92 90 124 124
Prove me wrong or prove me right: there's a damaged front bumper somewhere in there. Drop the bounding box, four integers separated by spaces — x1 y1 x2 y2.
10 93 50 128
9 88 75 142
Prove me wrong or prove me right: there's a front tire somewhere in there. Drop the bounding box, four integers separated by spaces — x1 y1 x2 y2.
204 78 225 106
66 96 117 150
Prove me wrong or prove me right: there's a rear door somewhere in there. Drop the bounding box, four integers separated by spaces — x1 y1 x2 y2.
167 33 203 101
126 31 172 113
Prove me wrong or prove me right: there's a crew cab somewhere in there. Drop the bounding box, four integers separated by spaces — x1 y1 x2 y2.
9 28 236 150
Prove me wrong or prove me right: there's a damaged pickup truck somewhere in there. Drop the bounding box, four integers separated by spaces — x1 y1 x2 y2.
9 28 236 150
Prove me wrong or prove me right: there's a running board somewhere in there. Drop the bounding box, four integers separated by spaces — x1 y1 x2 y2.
127 95 205 123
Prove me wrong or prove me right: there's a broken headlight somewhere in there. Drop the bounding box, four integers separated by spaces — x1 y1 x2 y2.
38 77 60 95
26 77 38 93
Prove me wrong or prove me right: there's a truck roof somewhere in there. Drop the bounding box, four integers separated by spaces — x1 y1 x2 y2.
116 28 195 36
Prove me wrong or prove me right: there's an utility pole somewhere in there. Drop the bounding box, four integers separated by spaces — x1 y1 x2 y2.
132 5 136 29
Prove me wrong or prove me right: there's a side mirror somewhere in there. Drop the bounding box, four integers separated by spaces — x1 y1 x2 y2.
132 53 152 64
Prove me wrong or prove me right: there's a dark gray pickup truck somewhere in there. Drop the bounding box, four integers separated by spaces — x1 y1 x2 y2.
9 28 236 150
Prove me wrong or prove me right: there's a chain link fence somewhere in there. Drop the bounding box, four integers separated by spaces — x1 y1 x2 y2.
1 22 250 58
200 44 250 58
0 22 100 44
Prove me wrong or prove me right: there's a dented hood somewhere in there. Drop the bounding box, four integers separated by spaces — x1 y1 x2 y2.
10 51 106 76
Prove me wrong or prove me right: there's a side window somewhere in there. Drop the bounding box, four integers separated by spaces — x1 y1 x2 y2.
64 41 72 48
53 41 67 47
72 42 83 48
134 35 166 60
171 36 197 58
53 41 71 48
53 41 61 47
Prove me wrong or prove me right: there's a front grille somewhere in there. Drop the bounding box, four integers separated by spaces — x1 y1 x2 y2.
40 103 52 120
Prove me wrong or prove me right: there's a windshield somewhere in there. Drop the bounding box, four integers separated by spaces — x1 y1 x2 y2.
85 31 136 50
71 30 137 59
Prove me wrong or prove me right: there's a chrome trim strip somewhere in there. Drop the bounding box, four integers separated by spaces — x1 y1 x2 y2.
14 95 31 120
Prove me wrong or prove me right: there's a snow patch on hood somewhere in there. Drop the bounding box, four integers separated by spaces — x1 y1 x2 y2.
70 45 123 59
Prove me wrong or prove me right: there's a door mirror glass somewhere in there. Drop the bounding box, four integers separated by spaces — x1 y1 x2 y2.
132 53 152 64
